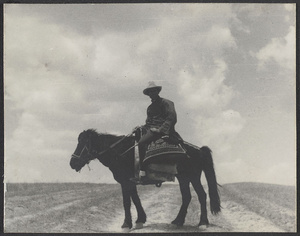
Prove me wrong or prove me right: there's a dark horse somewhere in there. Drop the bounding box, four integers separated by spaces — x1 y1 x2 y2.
70 129 221 230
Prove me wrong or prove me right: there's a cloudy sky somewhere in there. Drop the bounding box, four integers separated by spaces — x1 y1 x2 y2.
4 3 296 185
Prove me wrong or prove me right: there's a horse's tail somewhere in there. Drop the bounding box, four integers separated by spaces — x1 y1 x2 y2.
200 146 221 215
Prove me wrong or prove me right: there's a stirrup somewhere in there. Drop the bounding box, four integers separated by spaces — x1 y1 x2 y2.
130 176 146 184
130 177 142 184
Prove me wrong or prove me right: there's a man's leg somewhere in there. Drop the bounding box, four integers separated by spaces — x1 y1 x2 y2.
138 129 161 169
131 129 160 183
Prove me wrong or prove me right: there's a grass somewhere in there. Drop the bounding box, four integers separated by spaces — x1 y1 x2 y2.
221 182 296 232
5 183 116 197
5 183 122 233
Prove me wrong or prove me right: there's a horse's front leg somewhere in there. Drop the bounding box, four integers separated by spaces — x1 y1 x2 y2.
172 175 191 226
121 183 133 229
131 184 146 229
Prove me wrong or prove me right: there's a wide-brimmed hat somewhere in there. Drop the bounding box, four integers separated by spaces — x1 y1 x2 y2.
143 81 162 95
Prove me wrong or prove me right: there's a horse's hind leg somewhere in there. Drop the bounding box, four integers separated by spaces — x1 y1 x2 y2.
171 175 191 226
191 173 209 227
131 186 146 228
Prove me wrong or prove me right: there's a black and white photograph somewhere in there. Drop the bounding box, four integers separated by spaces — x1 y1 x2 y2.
3 3 296 233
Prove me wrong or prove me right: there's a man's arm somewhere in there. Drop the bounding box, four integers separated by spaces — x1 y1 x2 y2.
157 99 177 134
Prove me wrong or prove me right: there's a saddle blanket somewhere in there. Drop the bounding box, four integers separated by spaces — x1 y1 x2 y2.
146 163 177 182
147 163 178 174
143 138 187 164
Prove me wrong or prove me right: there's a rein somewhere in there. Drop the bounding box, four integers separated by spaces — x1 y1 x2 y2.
90 132 136 160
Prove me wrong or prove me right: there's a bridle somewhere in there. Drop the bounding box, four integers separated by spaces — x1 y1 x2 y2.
71 146 89 159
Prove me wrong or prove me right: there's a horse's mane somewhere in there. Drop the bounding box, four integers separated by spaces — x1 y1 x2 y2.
86 129 124 138
84 129 130 153
85 129 125 147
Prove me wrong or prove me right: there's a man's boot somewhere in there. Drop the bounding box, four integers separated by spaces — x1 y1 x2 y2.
130 144 147 184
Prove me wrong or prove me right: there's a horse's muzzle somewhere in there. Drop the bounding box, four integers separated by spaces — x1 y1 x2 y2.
70 156 82 172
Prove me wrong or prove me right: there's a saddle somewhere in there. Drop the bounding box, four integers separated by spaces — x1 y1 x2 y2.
139 137 188 183
143 137 187 164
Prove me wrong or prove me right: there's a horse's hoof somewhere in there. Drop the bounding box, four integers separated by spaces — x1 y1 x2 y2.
198 219 209 228
199 224 209 230
121 221 132 230
121 227 131 233
171 220 183 227
136 212 147 224
198 223 209 229
135 222 144 229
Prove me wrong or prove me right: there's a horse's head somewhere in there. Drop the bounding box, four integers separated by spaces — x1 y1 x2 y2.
70 130 97 172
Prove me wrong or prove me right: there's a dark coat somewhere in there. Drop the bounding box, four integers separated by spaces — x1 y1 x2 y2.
144 96 183 143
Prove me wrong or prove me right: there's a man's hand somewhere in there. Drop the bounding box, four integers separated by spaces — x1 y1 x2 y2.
150 127 160 133
132 126 141 132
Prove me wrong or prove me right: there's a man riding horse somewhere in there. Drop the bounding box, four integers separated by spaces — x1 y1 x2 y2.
70 82 221 228
131 81 184 183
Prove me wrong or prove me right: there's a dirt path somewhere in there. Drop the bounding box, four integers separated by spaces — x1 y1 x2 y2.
106 185 287 233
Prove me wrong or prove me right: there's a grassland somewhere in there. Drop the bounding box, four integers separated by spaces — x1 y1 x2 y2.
4 182 296 233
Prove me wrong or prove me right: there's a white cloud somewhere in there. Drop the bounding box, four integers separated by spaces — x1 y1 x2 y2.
203 25 236 49
93 34 145 84
257 162 296 186
255 26 295 70
175 57 245 156
5 14 94 76
177 59 234 114
217 150 296 186
217 158 255 184
195 110 245 153
4 112 74 182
